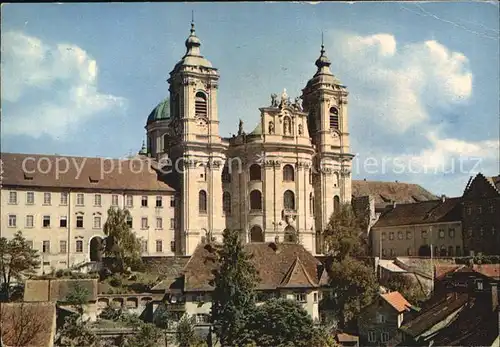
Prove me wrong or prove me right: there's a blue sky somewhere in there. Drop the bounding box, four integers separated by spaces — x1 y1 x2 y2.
1 2 499 196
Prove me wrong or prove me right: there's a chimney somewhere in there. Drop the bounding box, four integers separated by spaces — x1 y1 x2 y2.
275 235 279 244
491 283 498 312
441 194 446 202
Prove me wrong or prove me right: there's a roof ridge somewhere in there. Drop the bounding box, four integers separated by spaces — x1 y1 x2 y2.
279 256 316 287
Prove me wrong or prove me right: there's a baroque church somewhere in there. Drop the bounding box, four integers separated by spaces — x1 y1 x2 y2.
144 21 353 255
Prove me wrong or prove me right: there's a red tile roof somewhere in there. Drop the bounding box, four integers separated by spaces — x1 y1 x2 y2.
279 257 317 288
434 264 465 280
472 264 500 280
374 197 462 228
183 242 323 292
1 152 174 192
381 291 412 313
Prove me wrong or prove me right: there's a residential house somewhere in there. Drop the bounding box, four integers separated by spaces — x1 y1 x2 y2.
371 197 463 258
461 173 500 256
434 263 500 297
357 291 417 346
399 281 499 346
351 181 437 240
152 241 328 327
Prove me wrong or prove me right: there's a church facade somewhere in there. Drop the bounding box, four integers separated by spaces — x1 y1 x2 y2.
145 21 354 255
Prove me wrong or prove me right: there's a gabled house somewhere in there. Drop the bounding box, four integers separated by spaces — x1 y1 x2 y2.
399 280 499 347
461 173 500 256
434 264 500 297
152 241 328 327
357 291 417 346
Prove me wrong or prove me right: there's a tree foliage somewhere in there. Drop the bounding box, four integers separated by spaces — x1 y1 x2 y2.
175 315 204 347
210 229 259 346
0 231 40 301
244 298 336 347
325 257 378 328
64 282 90 316
0 302 48 347
323 204 367 261
384 273 427 305
57 313 98 347
103 207 142 272
123 322 164 347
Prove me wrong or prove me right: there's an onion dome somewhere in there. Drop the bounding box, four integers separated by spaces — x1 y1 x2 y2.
174 20 213 69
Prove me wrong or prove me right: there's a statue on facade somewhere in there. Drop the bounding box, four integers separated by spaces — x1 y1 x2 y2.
268 121 275 134
298 124 303 135
271 93 278 107
294 97 303 111
280 88 289 108
283 117 291 135
238 119 244 136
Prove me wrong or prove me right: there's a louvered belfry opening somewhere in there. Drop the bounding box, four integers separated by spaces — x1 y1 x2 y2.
329 107 339 129
195 91 207 118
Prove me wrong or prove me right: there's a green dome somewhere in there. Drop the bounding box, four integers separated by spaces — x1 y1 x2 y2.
147 98 170 125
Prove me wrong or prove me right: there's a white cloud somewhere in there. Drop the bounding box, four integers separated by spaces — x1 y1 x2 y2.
327 31 496 194
1 31 126 140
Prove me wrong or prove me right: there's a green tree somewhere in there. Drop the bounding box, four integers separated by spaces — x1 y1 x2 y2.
64 282 90 316
244 298 321 347
56 282 98 346
124 322 164 347
0 231 40 301
326 257 378 328
56 314 98 347
384 273 427 305
322 204 367 261
175 315 201 347
210 229 259 346
103 207 142 273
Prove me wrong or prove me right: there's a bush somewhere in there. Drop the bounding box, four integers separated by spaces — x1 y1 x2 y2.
109 274 123 288
55 269 65 278
99 306 123 321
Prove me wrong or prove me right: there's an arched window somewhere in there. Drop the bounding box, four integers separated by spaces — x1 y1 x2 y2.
309 193 315 215
309 168 313 185
284 226 297 243
283 164 295 182
199 190 207 213
222 166 231 183
329 107 339 129
250 226 264 242
448 246 454 256
284 190 295 210
250 190 262 210
249 164 262 181
333 195 340 213
195 92 207 118
440 246 447 257
223 192 231 214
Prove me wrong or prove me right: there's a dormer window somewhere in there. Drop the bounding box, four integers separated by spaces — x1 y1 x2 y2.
195 91 207 118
